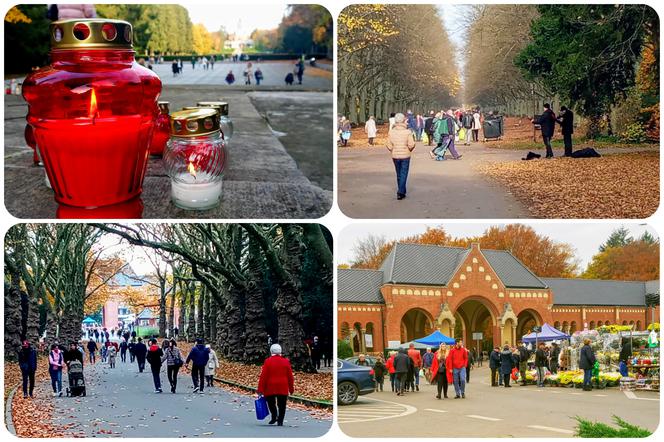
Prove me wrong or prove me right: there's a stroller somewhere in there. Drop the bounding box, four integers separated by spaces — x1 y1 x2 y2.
66 360 86 397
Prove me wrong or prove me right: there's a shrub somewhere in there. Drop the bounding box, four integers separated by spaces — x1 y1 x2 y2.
337 340 353 359
575 415 652 438
619 123 648 143
647 323 660 331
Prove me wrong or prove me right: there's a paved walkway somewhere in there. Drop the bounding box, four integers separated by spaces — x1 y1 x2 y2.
339 366 659 437
48 359 330 437
4 88 331 218
150 60 332 90
338 141 658 219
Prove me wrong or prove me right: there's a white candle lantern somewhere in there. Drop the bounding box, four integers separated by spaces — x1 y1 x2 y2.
163 108 227 210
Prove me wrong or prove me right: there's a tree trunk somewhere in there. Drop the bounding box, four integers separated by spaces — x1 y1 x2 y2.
58 291 85 346
4 284 22 360
243 238 268 365
277 225 314 373
159 282 167 338
209 293 218 344
203 288 211 341
216 284 229 358
224 284 246 361
178 286 185 338
168 285 176 338
187 283 196 342
197 287 205 337
586 114 602 139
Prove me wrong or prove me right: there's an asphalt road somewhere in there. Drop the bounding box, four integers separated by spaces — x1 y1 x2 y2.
338 366 660 437
151 60 333 90
49 359 331 437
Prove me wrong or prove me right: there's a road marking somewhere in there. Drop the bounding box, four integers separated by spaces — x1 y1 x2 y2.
623 391 660 401
424 409 448 414
570 392 582 395
466 414 502 421
528 425 574 435
593 394 607 397
338 396 417 424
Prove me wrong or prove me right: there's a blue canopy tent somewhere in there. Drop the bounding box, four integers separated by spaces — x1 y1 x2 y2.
82 317 96 324
521 323 570 343
414 330 456 346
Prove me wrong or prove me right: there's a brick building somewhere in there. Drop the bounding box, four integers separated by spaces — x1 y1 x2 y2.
338 243 659 354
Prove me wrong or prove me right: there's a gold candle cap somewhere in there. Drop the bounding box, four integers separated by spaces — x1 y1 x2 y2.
197 101 229 116
50 19 133 50
169 108 220 137
158 101 170 114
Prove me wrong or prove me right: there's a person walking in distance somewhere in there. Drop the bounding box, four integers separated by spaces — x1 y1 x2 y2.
48 344 64 397
557 106 574 156
386 113 416 200
309 336 322 370
517 341 530 386
462 109 474 145
407 342 423 391
373 355 386 392
119 338 128 363
146 339 164 393
87 339 97 364
579 338 596 391
393 349 409 396
424 111 436 146
18 340 38 398
134 337 148 373
532 103 557 158
430 343 451 399
365 116 377 146
550 342 561 374
535 342 548 387
107 342 117 368
185 338 210 393
448 339 468 398
489 346 501 386
472 108 482 142
205 344 220 387
499 345 515 387
257 344 294 426
386 351 396 392
422 347 434 382
164 339 183 393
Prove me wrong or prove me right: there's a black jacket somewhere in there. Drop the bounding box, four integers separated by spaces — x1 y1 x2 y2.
579 344 596 370
535 109 557 137
373 361 386 379
535 348 547 367
619 341 632 363
550 346 561 364
517 345 530 363
489 350 501 369
393 352 410 373
18 347 38 372
499 350 515 375
134 342 148 361
87 341 97 352
146 346 164 368
64 349 83 365
557 109 574 135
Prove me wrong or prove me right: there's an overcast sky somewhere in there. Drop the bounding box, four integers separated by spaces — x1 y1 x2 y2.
185 4 288 35
337 223 657 271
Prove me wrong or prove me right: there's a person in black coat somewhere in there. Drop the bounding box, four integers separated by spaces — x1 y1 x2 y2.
579 339 596 391
619 338 632 364
86 339 97 364
128 339 136 363
535 342 548 387
549 342 561 374
146 339 164 393
556 106 574 156
134 338 148 373
119 339 128 363
532 103 557 158
64 342 83 368
517 342 530 385
489 346 501 387
18 340 38 398
393 349 410 396
499 346 515 387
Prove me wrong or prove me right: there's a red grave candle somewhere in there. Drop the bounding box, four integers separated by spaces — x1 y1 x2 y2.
22 19 162 208
149 101 170 155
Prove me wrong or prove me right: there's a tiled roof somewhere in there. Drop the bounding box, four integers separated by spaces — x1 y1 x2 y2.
338 269 384 304
482 249 547 288
544 278 656 306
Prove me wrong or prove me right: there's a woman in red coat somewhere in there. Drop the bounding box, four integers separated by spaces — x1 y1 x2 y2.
385 351 397 392
257 344 294 426
430 343 453 399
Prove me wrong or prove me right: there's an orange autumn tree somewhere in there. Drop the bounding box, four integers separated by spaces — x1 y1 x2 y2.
351 225 579 278
583 238 659 281
84 255 132 316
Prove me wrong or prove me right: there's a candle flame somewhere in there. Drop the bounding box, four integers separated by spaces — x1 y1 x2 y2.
188 161 197 178
89 89 98 119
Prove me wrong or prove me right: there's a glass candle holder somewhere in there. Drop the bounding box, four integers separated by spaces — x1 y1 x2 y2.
22 19 162 208
149 101 170 155
163 108 227 210
197 101 233 141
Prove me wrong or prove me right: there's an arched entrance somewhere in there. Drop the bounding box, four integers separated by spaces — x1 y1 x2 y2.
455 298 497 352
352 322 363 352
516 309 542 341
401 308 434 342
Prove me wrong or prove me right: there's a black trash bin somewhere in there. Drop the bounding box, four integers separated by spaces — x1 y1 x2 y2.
482 116 504 140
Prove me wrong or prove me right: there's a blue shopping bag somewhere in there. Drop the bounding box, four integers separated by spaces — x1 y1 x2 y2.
255 395 269 420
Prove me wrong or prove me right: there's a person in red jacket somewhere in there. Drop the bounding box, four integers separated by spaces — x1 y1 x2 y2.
407 343 423 391
385 351 396 392
447 339 469 399
257 344 294 426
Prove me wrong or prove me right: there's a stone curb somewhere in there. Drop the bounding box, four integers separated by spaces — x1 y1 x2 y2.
4 384 18 435
213 377 332 409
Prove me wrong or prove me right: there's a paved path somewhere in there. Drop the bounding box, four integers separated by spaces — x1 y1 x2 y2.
49 360 331 437
338 141 658 219
150 61 332 90
4 88 331 218
339 366 659 437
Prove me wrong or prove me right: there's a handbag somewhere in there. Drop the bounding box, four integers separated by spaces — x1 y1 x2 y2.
255 395 269 420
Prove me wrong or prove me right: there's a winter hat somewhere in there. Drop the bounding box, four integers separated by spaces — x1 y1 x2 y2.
196 338 204 345
270 344 282 355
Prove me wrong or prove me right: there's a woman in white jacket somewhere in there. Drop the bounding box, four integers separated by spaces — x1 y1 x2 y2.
365 116 377 145
204 344 220 387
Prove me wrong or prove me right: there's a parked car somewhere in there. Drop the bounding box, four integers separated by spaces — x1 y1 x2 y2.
344 355 377 366
337 360 374 405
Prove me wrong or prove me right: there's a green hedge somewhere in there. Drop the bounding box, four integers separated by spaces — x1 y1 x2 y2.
338 340 353 359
